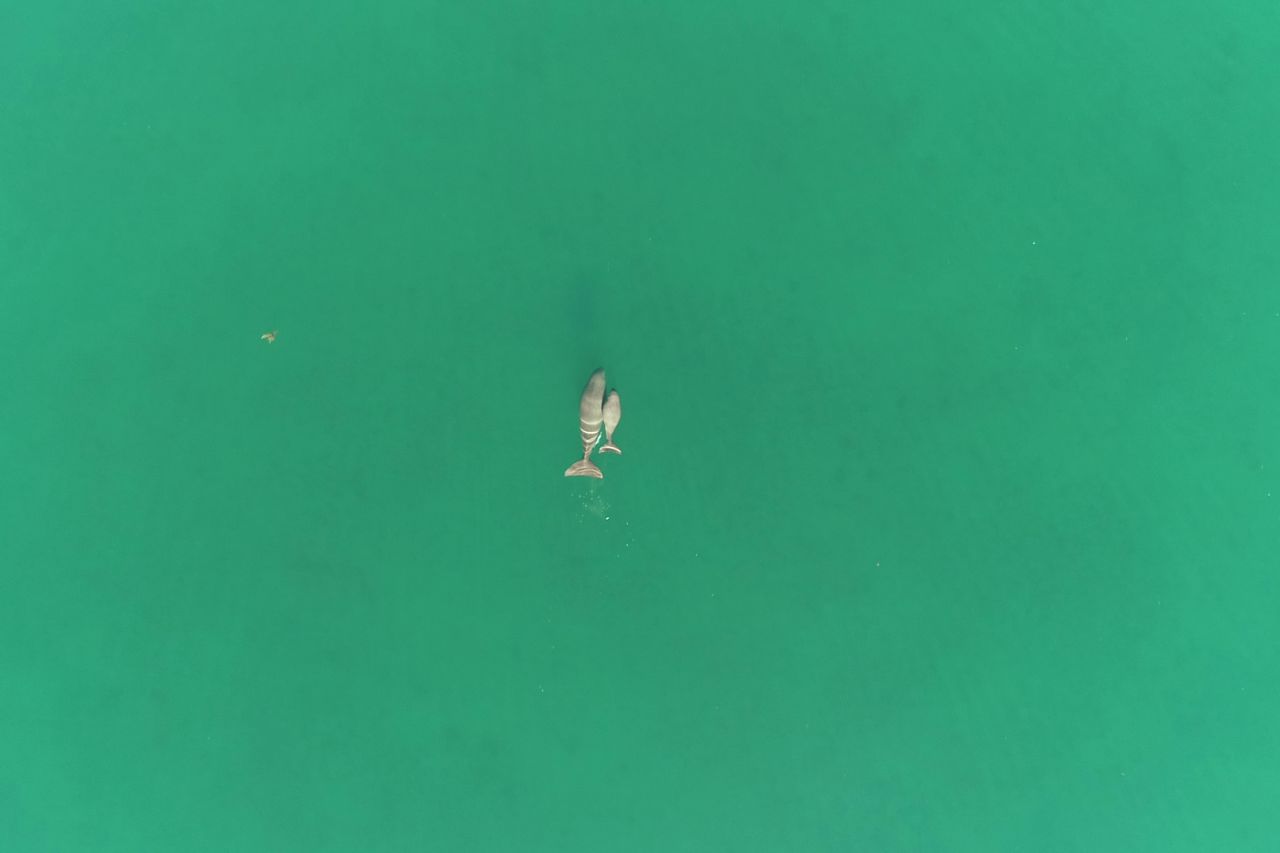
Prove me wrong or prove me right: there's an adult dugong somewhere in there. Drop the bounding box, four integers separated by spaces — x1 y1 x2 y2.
564 368 606 478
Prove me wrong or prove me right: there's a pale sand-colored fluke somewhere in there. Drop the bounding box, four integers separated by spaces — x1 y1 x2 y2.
565 368 606 478
600 389 622 454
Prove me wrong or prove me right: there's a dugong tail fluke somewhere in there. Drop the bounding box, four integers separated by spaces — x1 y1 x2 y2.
564 458 604 478
566 368 607 478
600 389 622 455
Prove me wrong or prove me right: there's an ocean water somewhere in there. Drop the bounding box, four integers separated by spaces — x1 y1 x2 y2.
3 1 1278 850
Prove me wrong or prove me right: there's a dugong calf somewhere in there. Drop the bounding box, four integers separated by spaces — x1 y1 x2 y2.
600 390 622 455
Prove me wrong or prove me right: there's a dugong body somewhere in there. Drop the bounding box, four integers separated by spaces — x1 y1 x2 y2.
600 390 622 455
565 369 606 478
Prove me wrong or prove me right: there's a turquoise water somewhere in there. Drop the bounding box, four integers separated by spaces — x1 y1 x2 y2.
3 2 1278 850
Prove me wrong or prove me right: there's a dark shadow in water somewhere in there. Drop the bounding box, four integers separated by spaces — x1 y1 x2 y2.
565 271 604 369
